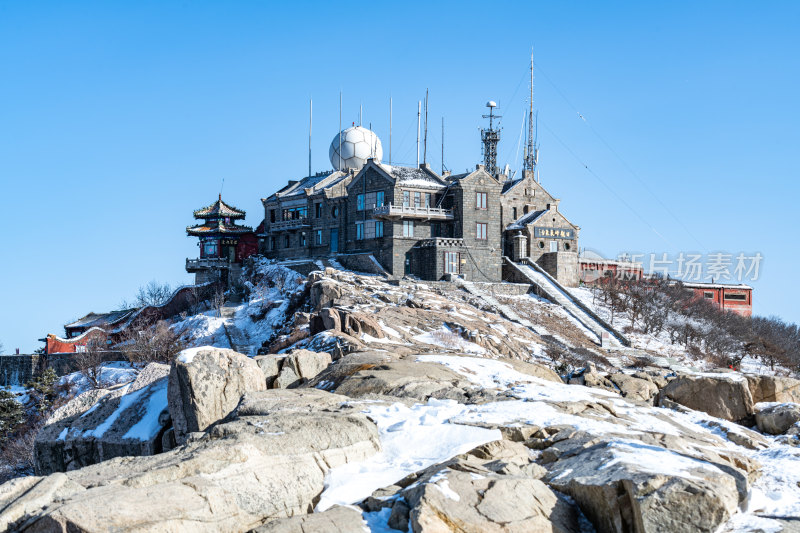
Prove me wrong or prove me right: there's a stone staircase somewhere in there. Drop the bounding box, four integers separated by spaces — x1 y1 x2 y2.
506 258 630 348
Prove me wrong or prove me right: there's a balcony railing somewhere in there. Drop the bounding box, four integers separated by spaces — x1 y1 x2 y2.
373 204 454 220
418 238 464 248
186 258 231 271
269 217 311 231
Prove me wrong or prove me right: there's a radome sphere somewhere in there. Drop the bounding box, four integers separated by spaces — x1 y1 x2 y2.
329 126 383 171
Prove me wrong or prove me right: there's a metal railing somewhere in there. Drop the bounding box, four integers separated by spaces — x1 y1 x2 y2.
186 258 231 270
373 204 454 219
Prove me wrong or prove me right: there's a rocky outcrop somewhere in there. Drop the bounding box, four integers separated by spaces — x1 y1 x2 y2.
545 441 741 533
608 372 659 402
34 363 171 475
2 390 380 532
255 349 332 389
657 373 755 423
253 506 366 533
363 439 581 533
755 402 800 435
747 374 800 404
168 347 266 444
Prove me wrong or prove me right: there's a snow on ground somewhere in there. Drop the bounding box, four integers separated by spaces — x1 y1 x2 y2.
316 399 501 512
413 326 486 355
172 310 230 349
3 385 30 405
58 362 138 396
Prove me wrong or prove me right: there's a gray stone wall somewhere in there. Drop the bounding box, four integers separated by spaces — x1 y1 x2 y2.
0 351 127 387
537 251 579 287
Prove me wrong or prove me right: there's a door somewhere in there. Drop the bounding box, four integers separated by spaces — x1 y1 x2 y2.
330 229 338 253
549 241 558 253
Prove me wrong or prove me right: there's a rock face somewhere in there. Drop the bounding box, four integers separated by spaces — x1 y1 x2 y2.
1 390 380 532
168 347 266 444
546 441 740 533
254 349 332 390
34 363 171 475
364 440 582 533
253 505 366 533
608 372 659 402
657 373 755 423
747 375 800 404
755 403 800 435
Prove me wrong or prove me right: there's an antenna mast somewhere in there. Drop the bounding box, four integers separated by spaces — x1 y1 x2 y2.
389 96 392 166
523 51 539 175
339 92 342 171
423 89 428 165
441 117 445 174
481 101 501 177
308 98 312 176
416 101 421 166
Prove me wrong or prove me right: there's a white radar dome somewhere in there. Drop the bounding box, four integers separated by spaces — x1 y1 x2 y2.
329 126 383 171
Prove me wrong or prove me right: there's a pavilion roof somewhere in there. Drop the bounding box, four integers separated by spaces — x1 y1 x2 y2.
193 195 246 219
187 219 254 236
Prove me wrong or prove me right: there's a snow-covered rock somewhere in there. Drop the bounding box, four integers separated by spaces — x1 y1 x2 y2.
34 363 171 475
755 402 800 435
168 347 266 444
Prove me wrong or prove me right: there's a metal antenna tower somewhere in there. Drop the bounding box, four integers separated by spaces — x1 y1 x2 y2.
481 101 501 177
523 52 539 174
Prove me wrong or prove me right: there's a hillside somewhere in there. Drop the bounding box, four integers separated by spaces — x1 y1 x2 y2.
1 262 799 532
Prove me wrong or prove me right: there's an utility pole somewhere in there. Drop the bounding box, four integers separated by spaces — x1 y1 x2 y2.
308 98 312 177
423 89 428 165
389 96 393 166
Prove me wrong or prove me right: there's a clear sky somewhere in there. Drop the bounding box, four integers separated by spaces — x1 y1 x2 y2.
1 1 798 353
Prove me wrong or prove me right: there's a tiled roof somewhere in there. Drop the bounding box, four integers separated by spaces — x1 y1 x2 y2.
379 164 446 189
187 219 254 236
194 195 246 219
265 170 347 201
65 310 137 330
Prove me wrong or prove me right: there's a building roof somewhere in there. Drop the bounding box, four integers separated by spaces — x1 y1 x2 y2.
194 195 246 219
501 177 525 194
264 170 348 202
506 209 547 230
65 310 137 331
678 282 753 291
187 219 254 236
378 164 447 189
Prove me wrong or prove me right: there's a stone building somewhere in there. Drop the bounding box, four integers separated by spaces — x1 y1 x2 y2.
258 118 581 286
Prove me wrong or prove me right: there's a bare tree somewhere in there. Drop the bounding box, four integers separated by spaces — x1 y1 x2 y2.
73 339 108 389
119 319 186 364
120 281 174 309
212 287 226 318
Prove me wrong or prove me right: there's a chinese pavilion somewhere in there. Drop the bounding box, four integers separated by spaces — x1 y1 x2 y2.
186 194 257 284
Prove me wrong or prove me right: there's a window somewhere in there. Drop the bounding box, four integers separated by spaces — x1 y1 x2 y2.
512 207 517 220
403 220 414 237
284 234 290 248
203 242 218 257
315 230 322 245
476 192 488 209
425 193 431 208
564 242 571 251
550 241 558 252
356 221 364 240
300 233 307 246
357 194 365 211
476 223 487 240
704 292 714 299
538 241 544 249
332 206 339 218
376 191 385 207
270 210 276 223
403 191 410 207
724 293 748 301
281 206 307 220
444 252 460 274
315 203 322 218
414 192 421 207
375 220 384 238
269 237 275 251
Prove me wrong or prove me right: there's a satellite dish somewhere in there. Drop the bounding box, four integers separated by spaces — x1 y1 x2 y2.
486 101 497 108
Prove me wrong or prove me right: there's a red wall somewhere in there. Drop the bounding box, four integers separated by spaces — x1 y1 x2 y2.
691 287 752 317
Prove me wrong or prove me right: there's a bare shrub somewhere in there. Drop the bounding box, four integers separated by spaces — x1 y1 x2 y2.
545 344 582 376
120 320 186 364
430 328 463 349
73 339 107 390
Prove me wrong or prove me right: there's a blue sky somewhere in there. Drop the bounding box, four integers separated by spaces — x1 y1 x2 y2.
1 1 798 353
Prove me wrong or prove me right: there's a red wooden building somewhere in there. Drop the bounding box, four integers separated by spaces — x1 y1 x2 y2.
578 258 644 284
186 195 258 284
682 282 753 317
